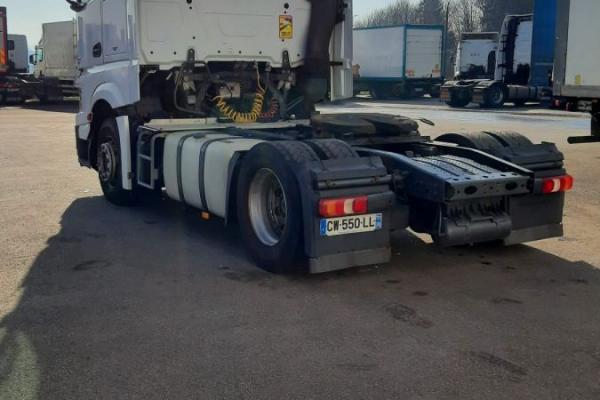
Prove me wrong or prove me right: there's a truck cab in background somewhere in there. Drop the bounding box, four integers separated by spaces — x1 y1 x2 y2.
7 34 28 73
453 32 498 80
442 0 557 108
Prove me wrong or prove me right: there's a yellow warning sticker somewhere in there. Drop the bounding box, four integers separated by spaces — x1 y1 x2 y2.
279 15 293 39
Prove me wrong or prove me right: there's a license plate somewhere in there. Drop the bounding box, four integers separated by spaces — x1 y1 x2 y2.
320 213 383 237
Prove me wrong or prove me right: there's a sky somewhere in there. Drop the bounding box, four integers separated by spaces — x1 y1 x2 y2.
3 0 400 48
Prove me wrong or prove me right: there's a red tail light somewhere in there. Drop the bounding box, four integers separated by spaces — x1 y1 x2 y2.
541 175 574 194
319 196 368 218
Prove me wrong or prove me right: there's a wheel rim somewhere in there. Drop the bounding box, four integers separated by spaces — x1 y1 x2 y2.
248 168 288 246
98 141 117 183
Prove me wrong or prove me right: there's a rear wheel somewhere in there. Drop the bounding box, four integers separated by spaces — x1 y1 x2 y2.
483 85 505 108
97 118 137 206
305 139 358 160
446 90 471 108
237 141 318 273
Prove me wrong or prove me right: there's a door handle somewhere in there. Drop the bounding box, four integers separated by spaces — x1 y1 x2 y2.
93 42 102 58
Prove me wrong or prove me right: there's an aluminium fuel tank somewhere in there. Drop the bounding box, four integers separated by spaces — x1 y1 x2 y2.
163 132 263 217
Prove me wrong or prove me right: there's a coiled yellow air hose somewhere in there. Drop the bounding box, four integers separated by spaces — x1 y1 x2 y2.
213 68 267 123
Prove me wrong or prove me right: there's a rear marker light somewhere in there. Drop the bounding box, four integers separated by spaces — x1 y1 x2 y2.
319 196 369 218
542 175 574 194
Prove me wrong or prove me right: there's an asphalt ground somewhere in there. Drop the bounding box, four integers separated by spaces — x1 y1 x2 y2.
1 100 599 399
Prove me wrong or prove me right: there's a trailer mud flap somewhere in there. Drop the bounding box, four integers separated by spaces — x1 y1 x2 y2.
294 156 398 273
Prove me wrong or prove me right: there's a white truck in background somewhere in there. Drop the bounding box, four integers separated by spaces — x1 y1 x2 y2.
29 20 79 101
7 34 28 73
454 32 498 80
554 0 600 143
353 25 444 99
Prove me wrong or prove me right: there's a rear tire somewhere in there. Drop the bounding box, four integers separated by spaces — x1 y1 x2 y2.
446 90 471 108
483 85 505 108
484 131 533 148
97 118 137 206
436 131 505 154
305 139 359 160
237 141 318 273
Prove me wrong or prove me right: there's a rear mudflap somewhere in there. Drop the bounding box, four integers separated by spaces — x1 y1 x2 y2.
361 143 566 246
294 156 401 273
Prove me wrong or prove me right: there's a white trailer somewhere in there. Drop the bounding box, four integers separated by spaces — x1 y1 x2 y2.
66 0 571 274
554 0 600 142
353 25 444 99
454 32 498 80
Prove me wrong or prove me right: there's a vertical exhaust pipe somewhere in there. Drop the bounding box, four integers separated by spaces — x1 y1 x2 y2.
303 0 341 104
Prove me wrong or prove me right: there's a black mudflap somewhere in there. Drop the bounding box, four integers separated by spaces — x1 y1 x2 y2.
294 156 399 273
436 131 568 245
363 144 531 246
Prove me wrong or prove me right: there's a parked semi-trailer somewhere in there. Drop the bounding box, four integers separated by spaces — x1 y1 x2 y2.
66 0 572 274
442 0 556 108
353 25 444 99
554 0 600 143
453 32 498 80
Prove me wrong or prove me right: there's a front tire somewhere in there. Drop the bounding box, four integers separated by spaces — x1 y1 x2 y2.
97 118 137 206
237 142 317 273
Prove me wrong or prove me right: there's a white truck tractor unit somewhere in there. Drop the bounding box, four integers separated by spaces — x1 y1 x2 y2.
453 32 498 80
67 0 572 274
442 3 557 109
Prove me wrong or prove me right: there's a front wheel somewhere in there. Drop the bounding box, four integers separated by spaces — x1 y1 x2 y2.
237 142 317 273
96 118 137 206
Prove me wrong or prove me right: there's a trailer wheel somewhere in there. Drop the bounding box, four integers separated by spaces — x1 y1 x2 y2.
96 118 137 206
237 141 318 273
436 131 505 153
305 139 359 160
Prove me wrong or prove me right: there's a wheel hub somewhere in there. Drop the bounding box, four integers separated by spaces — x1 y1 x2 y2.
98 142 117 183
248 169 288 246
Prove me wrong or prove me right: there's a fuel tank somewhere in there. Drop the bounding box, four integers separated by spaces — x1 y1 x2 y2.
163 132 263 217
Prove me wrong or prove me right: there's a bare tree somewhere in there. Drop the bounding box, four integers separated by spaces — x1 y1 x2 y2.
419 0 445 25
355 0 420 28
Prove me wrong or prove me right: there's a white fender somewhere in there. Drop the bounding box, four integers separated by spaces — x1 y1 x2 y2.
115 116 132 191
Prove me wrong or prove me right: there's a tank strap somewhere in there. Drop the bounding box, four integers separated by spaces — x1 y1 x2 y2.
198 138 234 211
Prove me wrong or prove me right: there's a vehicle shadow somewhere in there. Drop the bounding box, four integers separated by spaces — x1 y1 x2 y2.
1 196 599 399
20 100 79 114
